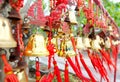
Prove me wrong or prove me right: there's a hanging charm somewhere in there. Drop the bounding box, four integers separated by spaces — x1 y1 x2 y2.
0 16 17 48
24 33 49 56
0 49 19 82
68 11 78 25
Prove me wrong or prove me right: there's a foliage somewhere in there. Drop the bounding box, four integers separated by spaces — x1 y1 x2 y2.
102 0 120 27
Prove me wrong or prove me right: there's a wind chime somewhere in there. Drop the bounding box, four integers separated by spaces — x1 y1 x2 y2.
26 0 120 82
0 0 29 82
0 16 18 82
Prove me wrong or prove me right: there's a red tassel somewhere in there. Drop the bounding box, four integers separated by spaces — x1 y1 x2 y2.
40 72 54 82
70 36 77 52
1 54 19 82
66 56 90 81
75 55 83 74
64 61 69 82
35 57 41 82
70 36 83 75
87 50 98 72
79 52 96 82
53 58 62 82
111 45 118 62
87 51 107 81
95 54 109 82
99 49 115 69
47 43 56 69
46 73 54 82
111 45 119 82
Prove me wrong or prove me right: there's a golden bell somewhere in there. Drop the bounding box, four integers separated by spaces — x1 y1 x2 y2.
65 40 76 56
14 69 28 82
58 39 66 57
68 11 78 25
91 35 102 51
24 34 49 56
0 16 17 48
105 37 111 48
107 25 113 32
112 40 120 45
22 23 30 29
64 16 70 23
76 37 85 50
8 8 21 21
83 37 91 49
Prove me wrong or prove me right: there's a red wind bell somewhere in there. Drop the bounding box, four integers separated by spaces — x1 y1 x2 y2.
0 51 19 82
27 0 47 26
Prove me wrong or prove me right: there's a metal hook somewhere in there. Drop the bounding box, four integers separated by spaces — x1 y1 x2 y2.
35 57 39 62
0 49 7 55
9 48 15 53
